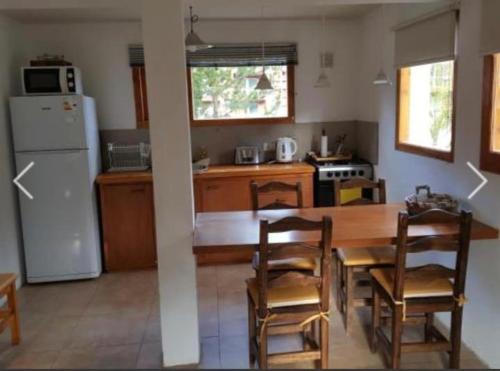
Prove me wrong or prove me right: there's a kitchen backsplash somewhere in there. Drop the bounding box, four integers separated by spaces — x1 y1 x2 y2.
99 129 150 170
191 121 378 165
98 121 378 170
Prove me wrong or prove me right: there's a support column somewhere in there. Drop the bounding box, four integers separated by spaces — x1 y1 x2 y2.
141 0 199 367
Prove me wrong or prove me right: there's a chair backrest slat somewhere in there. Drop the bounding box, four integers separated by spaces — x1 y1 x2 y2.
405 264 455 280
257 216 332 315
268 243 321 261
334 178 386 207
251 181 303 210
392 209 472 302
406 236 461 253
267 216 324 232
268 271 321 289
408 208 461 224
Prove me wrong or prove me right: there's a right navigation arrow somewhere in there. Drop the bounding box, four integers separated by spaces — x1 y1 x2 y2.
467 162 488 200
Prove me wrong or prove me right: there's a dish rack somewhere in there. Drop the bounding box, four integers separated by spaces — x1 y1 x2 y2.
107 142 151 172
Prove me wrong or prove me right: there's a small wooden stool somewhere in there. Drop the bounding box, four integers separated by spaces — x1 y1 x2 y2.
0 274 21 345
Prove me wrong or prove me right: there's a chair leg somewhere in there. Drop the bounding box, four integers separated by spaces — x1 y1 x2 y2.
391 304 403 369
425 312 434 343
258 322 268 369
335 256 343 315
247 293 256 368
345 266 354 332
7 282 20 345
320 317 329 369
371 286 381 353
450 307 463 369
302 323 312 350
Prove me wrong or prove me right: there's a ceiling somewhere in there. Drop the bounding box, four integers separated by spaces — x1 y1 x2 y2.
0 0 443 23
0 1 379 23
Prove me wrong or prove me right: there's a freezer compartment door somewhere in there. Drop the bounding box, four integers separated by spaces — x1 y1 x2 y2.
15 150 101 281
10 95 88 151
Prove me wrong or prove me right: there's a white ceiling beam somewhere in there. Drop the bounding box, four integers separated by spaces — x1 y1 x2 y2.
0 0 443 11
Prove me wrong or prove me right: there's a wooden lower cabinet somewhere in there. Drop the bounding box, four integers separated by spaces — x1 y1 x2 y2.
194 169 314 213
193 163 315 265
97 175 157 271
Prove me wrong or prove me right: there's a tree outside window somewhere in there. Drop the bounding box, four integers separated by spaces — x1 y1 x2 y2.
190 65 289 122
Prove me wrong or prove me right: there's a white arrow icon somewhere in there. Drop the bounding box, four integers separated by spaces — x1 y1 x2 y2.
13 161 35 200
467 162 488 200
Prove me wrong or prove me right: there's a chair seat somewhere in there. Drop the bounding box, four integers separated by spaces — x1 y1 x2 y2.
252 252 316 272
337 246 395 267
246 278 320 309
371 268 454 300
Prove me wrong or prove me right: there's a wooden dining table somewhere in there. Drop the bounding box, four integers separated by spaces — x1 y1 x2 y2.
192 203 499 254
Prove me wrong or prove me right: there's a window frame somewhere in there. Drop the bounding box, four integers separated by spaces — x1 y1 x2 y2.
395 60 457 163
480 54 500 174
132 66 149 129
187 65 295 127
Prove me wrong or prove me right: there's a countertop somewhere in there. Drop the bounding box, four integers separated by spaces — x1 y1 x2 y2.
96 171 153 185
96 163 315 185
192 162 315 180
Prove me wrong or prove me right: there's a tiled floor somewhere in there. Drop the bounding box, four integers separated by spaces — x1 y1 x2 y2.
0 265 489 369
0 270 160 369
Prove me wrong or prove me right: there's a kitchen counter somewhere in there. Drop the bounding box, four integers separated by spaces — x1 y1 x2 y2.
96 163 314 184
96 171 153 185
193 162 315 180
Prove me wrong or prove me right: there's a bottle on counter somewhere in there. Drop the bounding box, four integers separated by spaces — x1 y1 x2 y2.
320 129 328 158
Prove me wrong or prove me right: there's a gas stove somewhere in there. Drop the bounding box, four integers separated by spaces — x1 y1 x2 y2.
311 159 373 181
307 157 374 207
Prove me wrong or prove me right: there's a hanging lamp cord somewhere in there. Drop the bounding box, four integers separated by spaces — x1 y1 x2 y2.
189 6 199 34
261 1 266 74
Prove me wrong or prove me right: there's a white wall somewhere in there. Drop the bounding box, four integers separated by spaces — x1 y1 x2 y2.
0 15 25 287
359 1 500 366
198 19 361 123
18 18 361 130
20 22 142 130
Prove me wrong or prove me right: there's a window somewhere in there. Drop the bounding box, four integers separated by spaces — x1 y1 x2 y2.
480 54 500 174
188 65 294 126
396 60 456 162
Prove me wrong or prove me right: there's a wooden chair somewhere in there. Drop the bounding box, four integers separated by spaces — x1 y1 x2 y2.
251 181 316 275
247 216 332 369
0 273 20 345
334 178 395 332
370 209 472 369
251 181 303 210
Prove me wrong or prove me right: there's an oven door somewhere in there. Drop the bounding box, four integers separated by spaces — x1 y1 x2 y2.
315 180 373 207
316 181 335 207
22 68 64 95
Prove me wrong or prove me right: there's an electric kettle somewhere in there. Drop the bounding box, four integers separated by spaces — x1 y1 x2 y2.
276 137 298 163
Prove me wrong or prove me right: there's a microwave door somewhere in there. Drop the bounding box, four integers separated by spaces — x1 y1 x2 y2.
23 68 62 95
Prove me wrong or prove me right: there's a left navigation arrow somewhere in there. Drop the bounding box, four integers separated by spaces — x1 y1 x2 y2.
13 161 35 200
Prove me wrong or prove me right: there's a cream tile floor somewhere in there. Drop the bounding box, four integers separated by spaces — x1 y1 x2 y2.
0 265 489 369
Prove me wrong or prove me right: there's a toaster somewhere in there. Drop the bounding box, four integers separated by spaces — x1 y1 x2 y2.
234 146 263 165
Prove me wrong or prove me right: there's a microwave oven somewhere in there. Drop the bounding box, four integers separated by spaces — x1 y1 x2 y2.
21 66 83 95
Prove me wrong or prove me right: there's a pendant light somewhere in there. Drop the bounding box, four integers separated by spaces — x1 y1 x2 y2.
255 2 273 91
372 5 391 85
315 14 330 88
185 6 213 53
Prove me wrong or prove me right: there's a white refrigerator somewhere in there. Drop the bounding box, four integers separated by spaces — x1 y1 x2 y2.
10 95 102 283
